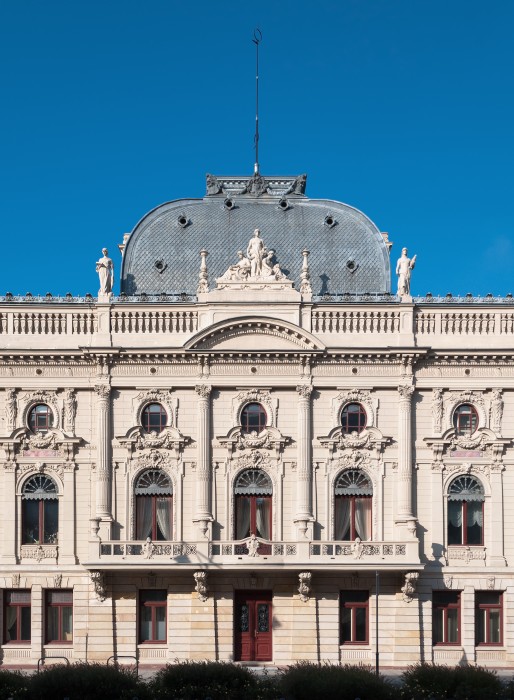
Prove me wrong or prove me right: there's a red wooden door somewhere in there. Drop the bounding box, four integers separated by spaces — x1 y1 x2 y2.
234 591 272 662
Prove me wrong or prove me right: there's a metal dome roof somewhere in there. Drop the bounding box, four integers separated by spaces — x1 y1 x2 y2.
120 174 391 296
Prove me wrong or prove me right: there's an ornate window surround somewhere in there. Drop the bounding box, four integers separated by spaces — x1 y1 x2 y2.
21 391 60 432
128 456 182 541
232 389 277 429
331 389 378 431
443 391 486 434
328 464 380 541
16 468 63 560
132 389 177 430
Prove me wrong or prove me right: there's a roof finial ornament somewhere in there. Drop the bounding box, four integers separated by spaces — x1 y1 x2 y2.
197 249 209 295
252 28 262 175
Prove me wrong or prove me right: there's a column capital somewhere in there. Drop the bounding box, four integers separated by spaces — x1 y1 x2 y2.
94 384 111 400
296 384 313 400
398 384 414 401
195 384 212 400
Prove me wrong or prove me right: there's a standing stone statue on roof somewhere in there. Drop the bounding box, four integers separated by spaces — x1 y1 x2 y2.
247 229 265 277
96 248 114 298
396 247 417 299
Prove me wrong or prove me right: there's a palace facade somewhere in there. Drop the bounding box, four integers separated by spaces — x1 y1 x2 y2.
0 172 512 669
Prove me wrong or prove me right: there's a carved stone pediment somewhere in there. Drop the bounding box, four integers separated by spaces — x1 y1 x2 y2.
119 426 189 461
232 449 273 472
184 317 325 353
218 425 289 459
131 448 174 471
8 428 81 461
425 429 509 462
318 426 390 457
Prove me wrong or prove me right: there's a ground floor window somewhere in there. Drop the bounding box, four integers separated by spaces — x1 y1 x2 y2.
433 591 460 645
4 590 31 643
46 590 73 643
139 590 167 642
340 591 368 644
476 592 502 645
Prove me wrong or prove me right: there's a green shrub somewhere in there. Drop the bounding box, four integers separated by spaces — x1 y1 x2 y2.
0 670 29 700
27 662 149 700
278 662 394 700
400 663 503 700
151 660 262 700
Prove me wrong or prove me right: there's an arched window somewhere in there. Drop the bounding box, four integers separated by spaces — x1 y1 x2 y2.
141 403 168 433
22 475 58 545
335 469 372 541
453 404 478 436
240 403 267 434
28 404 54 434
135 470 172 541
341 403 367 434
448 475 484 546
234 469 272 540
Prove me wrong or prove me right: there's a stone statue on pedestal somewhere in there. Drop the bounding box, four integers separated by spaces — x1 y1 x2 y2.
396 247 416 298
96 248 114 297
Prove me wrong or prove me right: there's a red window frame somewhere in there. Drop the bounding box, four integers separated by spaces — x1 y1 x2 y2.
46 590 73 644
4 590 31 643
453 404 478 436
341 403 367 434
340 591 369 644
335 495 372 541
433 591 460 646
135 494 173 541
448 500 483 546
241 403 267 433
22 498 59 545
28 404 53 434
139 590 167 643
475 592 503 646
141 403 167 433
235 495 272 540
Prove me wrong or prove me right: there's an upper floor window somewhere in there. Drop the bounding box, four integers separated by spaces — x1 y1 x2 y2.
28 404 54 434
234 469 272 541
241 403 267 433
4 590 31 643
448 475 484 546
22 475 58 545
142 403 167 433
341 403 367 434
335 469 372 541
453 404 478 436
135 470 172 541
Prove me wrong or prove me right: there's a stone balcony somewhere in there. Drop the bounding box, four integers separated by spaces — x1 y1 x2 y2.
84 537 421 571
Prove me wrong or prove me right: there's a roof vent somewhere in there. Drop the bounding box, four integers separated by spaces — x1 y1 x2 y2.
346 260 358 274
224 197 235 210
278 197 289 211
177 214 189 228
324 214 336 228
154 260 167 274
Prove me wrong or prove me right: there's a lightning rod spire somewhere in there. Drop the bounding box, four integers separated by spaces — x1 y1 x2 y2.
252 28 262 175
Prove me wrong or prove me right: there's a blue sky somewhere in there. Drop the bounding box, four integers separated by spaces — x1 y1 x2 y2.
0 0 513 297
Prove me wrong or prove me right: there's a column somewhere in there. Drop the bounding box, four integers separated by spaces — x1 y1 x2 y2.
194 385 212 538
396 384 417 537
295 384 313 538
94 384 112 538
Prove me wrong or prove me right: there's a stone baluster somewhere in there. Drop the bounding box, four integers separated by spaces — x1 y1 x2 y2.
295 384 313 538
194 384 212 538
94 384 112 537
397 384 417 537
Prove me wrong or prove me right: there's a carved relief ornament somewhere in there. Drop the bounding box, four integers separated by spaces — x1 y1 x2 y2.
5 388 17 432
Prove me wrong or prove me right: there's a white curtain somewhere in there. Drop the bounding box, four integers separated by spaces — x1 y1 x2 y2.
136 497 153 539
335 498 351 540
448 501 463 527
156 497 172 540
467 501 483 527
236 497 251 539
256 498 271 539
5 606 17 641
355 498 372 540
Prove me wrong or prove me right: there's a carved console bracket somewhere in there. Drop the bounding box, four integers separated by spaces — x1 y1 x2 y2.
194 571 208 602
90 571 107 602
298 571 312 603
401 572 419 603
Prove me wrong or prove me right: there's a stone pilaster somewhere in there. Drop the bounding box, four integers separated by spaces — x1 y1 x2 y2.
396 384 417 538
489 463 507 566
295 384 313 538
194 385 213 538
1 462 17 563
59 463 77 564
94 384 112 539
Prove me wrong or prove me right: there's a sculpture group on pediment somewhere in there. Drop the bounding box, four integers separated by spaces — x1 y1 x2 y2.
218 229 288 284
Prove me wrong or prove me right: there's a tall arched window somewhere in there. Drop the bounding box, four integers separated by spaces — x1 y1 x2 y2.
453 404 478 436
341 403 367 434
240 403 267 433
28 404 54 434
22 475 58 544
234 469 272 540
448 475 484 546
335 469 372 541
135 470 173 540
141 403 168 433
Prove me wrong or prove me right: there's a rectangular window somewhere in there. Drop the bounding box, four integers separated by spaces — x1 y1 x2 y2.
4 591 31 643
433 591 460 645
476 592 502 646
340 591 368 644
139 590 167 643
46 590 73 643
